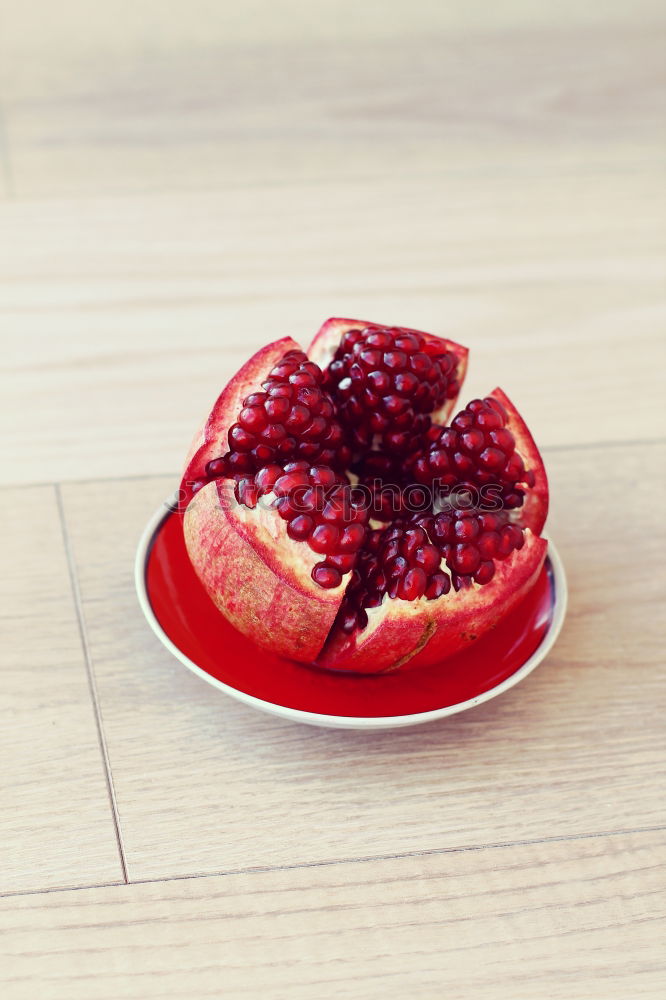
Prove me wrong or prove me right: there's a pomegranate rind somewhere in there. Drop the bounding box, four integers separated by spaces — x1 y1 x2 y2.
180 337 301 505
408 531 548 669
317 531 548 673
184 480 348 662
308 317 469 425
488 388 549 536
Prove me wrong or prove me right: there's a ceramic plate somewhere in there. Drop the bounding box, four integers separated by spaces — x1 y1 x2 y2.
135 502 567 730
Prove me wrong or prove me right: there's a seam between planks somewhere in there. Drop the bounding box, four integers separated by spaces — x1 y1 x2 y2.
54 483 129 884
0 822 663 901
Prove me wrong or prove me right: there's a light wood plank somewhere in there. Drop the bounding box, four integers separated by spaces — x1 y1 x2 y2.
0 3 663 197
1 831 663 1000
59 442 666 882
1 168 664 486
0 486 123 892
1 1 659 57
1 5 663 481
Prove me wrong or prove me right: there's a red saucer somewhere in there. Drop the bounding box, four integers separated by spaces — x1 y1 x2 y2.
136 504 564 727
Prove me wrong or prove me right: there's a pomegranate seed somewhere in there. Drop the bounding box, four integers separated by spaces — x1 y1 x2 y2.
454 517 480 541
275 496 299 520
287 515 313 541
239 406 267 434
425 572 451 599
340 608 358 633
398 567 427 600
273 471 308 496
367 370 391 393
414 544 440 574
453 452 475 476
321 497 345 523
497 527 516 558
326 553 356 573
433 514 453 541
339 524 366 551
255 464 283 492
226 452 253 473
309 524 341 554
309 466 337 487
475 409 503 430
244 392 267 407
265 383 292 398
302 416 327 440
387 555 409 578
489 428 515 452
401 528 427 559
477 530 500 559
252 444 274 464
265 396 291 421
383 539 401 563
365 330 392 349
383 394 410 416
478 447 506 471
409 353 431 375
205 457 226 478
504 452 526 480
504 524 524 549
261 424 287 444
290 371 318 388
228 424 255 451
285 405 311 432
487 396 508 419
460 429 485 453
311 565 342 588
474 561 495 585
394 335 420 354
451 544 481 576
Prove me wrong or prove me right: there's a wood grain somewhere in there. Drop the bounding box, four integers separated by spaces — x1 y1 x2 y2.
0 2 663 197
0 486 123 892
0 1 664 993
1 830 663 1000
58 442 666 882
0 2 664 484
1 169 664 486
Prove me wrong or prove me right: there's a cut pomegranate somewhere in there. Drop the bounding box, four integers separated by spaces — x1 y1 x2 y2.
181 318 548 673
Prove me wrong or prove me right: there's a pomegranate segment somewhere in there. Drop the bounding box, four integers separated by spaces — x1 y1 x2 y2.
183 479 347 662
318 530 548 673
309 317 469 442
181 319 549 674
322 325 463 455
412 389 548 535
225 349 351 477
182 346 351 507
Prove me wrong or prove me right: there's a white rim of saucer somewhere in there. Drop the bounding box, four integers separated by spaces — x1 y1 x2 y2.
135 503 568 730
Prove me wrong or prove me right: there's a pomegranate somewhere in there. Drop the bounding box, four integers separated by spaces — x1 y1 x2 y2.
181 318 548 673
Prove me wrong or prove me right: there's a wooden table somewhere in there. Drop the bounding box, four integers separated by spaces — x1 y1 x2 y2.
1 2 664 997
